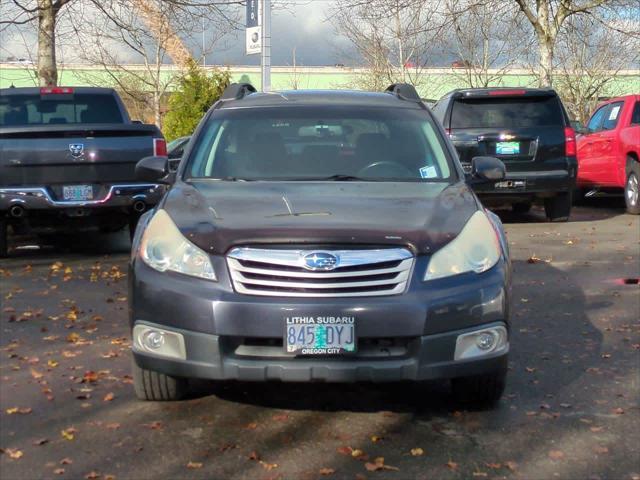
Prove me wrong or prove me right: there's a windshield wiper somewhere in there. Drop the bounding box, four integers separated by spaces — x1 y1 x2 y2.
316 174 370 181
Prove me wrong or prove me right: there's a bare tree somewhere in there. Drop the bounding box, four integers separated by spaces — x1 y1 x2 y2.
511 0 634 87
0 0 243 86
75 1 234 126
444 0 530 88
553 14 640 124
331 0 441 91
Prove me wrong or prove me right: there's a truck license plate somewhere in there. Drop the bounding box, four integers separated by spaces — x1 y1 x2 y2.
63 185 93 201
285 316 356 355
496 141 520 155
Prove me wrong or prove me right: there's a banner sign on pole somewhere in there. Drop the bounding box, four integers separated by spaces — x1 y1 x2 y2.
246 0 261 55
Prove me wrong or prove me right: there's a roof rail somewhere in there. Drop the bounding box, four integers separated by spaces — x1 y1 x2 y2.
221 83 257 101
385 83 421 102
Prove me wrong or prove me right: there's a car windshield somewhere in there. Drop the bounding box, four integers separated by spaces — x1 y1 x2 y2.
451 96 564 129
186 106 454 182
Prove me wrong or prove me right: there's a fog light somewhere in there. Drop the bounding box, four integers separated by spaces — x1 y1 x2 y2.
454 325 508 361
133 324 186 360
476 332 495 350
143 330 165 349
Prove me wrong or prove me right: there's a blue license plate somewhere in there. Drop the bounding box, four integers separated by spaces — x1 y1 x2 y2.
63 185 93 201
285 317 356 355
496 141 520 155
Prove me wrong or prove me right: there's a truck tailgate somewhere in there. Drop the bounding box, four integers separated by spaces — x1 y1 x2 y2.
0 124 159 186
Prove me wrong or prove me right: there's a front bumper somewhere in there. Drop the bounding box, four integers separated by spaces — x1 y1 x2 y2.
0 183 165 211
130 255 511 382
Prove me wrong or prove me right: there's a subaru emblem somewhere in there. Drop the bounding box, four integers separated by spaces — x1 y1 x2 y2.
302 252 339 271
69 143 84 158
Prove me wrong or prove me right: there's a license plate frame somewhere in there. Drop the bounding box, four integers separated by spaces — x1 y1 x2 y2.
285 316 356 355
62 185 94 201
496 141 520 155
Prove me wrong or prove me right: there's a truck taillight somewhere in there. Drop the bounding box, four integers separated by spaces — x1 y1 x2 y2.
564 126 576 157
153 138 167 157
40 87 74 94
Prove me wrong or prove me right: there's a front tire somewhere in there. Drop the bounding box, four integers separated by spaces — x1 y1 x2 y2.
132 358 188 401
544 191 572 222
451 368 507 407
625 168 640 215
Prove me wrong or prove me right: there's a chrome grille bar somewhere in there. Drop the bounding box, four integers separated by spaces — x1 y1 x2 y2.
227 247 414 297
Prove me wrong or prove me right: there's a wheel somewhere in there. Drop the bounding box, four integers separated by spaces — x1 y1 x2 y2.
0 219 7 258
451 368 507 407
512 202 532 214
132 358 188 401
544 191 572 222
625 169 640 215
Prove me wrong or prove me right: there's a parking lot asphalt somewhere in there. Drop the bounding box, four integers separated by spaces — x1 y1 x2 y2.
1 200 639 480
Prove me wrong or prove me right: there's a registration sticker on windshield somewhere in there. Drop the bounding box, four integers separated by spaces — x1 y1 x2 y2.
419 166 438 179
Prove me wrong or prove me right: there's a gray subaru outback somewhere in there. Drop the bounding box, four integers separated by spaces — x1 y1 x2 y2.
129 83 512 406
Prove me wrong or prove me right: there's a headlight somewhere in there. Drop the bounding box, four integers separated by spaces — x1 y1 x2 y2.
424 211 501 281
139 209 216 281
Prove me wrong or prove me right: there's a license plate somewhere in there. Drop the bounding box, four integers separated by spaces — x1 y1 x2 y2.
63 185 93 201
496 141 520 155
285 316 356 355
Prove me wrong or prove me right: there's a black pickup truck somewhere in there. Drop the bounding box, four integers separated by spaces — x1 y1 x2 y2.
0 86 168 257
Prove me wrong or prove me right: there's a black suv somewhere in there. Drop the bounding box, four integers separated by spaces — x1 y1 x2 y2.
129 83 512 406
432 88 577 221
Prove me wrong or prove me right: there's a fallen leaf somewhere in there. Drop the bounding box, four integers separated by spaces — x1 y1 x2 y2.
61 428 76 441
364 457 398 472
66 333 80 343
248 451 260 461
82 371 98 383
142 421 163 430
5 448 23 459
370 435 383 443
612 407 625 415
244 422 258 430
548 450 565 460
319 467 335 475
504 461 518 471
446 460 458 470
186 462 203 469
590 426 603 432
54 468 65 475
336 446 352 456
85 472 100 479
30 368 43 380
473 472 488 477
60 458 73 465
259 460 278 470
593 446 609 454
103 392 115 402
33 438 49 446
410 448 424 456
351 448 367 460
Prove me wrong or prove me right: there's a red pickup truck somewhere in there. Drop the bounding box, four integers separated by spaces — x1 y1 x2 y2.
576 95 640 214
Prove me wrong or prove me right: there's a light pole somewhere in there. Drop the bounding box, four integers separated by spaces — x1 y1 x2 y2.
261 0 271 92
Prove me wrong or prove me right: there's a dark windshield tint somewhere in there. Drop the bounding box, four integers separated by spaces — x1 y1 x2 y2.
0 93 123 126
186 107 454 182
451 96 564 129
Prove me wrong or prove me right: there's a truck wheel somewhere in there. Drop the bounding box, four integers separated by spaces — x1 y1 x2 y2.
512 202 532 214
0 220 7 258
132 358 188 401
451 368 507 407
625 170 640 215
544 192 572 222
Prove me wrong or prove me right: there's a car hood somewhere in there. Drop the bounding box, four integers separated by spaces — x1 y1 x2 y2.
162 180 479 255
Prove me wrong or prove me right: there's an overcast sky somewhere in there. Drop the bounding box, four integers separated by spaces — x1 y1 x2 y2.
0 1 352 66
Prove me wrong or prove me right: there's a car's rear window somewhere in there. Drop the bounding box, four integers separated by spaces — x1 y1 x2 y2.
186 106 454 182
0 93 124 126
451 96 564 129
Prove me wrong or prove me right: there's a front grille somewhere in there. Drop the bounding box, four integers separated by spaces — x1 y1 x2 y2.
227 247 414 297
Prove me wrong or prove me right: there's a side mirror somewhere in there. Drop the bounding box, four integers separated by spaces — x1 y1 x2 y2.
135 156 174 184
470 156 506 182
